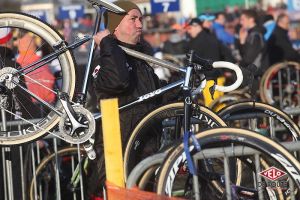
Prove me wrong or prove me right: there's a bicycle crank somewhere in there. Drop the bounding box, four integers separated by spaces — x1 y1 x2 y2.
59 106 95 145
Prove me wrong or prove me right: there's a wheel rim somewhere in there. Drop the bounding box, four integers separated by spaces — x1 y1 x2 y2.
0 13 75 144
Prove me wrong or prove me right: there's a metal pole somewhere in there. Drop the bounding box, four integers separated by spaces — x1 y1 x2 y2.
2 148 8 200
77 144 85 200
255 154 264 200
54 138 61 200
1 95 14 200
224 156 232 200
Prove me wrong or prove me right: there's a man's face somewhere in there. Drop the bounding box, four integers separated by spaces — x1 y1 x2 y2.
240 14 252 29
186 24 202 38
114 9 143 45
203 20 213 30
217 14 226 25
279 16 290 30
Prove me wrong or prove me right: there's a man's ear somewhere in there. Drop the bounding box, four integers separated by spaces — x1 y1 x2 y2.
114 25 119 33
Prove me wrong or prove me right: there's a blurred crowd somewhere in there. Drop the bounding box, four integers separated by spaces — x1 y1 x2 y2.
47 4 300 84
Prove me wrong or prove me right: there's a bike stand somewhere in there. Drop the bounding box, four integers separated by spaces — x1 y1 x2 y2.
0 94 14 200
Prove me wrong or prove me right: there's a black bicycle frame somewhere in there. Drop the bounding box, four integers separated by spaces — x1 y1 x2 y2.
11 4 195 132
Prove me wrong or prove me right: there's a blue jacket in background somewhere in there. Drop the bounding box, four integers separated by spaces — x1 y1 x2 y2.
212 22 235 46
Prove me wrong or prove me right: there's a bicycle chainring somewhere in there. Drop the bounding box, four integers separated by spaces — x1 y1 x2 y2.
59 106 95 144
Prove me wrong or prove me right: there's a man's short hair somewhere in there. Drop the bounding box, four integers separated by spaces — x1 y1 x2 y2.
276 13 288 23
241 9 258 23
215 12 225 19
188 18 202 26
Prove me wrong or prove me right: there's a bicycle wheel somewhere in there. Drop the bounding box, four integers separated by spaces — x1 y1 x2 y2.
260 61 300 108
209 91 251 112
0 13 76 145
29 146 85 200
126 152 167 189
124 102 227 179
157 128 300 199
218 101 300 141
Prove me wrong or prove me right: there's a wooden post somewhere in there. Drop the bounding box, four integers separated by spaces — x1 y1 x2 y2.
100 98 125 188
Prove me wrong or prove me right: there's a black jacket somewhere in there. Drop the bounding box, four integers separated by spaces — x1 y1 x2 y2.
188 30 222 62
268 25 300 65
92 35 160 144
88 36 162 197
237 25 269 76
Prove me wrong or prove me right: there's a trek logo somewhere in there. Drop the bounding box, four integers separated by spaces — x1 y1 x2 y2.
138 89 162 102
259 166 287 181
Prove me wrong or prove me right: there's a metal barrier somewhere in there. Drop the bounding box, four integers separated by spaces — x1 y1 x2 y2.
1 135 86 200
1 104 300 200
193 141 300 200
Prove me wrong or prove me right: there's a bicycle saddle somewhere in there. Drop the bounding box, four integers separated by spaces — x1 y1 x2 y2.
87 0 126 13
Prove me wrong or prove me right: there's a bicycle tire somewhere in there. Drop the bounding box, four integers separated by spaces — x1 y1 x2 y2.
259 61 300 106
209 92 251 112
124 102 227 179
29 146 85 200
156 128 300 199
126 152 166 189
218 101 300 140
0 12 76 145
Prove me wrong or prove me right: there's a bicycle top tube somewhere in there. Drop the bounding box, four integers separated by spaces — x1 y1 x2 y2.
120 46 186 73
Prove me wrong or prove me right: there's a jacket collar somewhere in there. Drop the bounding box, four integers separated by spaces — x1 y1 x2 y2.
117 40 143 51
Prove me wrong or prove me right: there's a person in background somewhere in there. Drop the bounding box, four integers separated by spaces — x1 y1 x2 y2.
87 1 161 199
186 18 221 62
212 12 235 46
262 14 276 41
236 9 269 76
186 17 226 107
161 23 188 56
268 13 300 65
199 13 215 32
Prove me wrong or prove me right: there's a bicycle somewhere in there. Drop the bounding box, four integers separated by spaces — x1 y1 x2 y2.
29 145 87 200
0 0 242 155
155 128 300 199
2 1 300 199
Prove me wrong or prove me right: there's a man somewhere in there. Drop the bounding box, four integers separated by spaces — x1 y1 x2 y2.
186 18 222 61
268 13 300 65
186 18 228 107
88 1 161 198
237 9 269 76
212 12 235 46
199 13 215 32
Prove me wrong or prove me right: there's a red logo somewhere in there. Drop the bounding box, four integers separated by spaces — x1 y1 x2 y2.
259 167 287 181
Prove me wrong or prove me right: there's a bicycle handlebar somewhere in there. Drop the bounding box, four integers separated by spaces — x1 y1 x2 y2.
212 61 243 93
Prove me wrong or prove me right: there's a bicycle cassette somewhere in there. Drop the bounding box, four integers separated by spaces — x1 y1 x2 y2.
59 106 95 144
0 67 19 89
